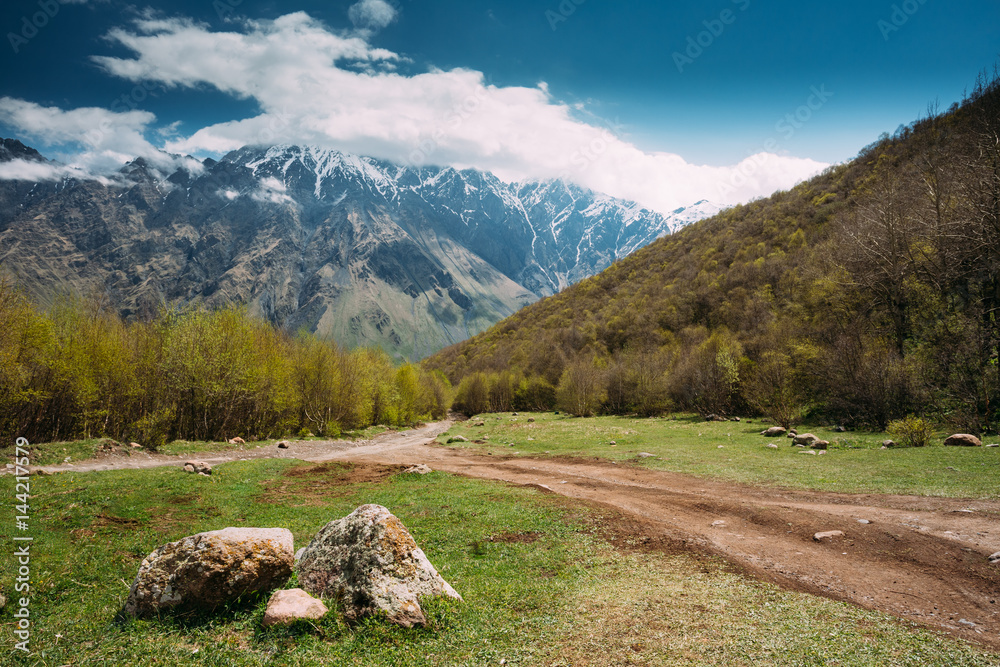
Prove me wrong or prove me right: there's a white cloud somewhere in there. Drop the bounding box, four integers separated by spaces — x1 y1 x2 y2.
0 97 202 180
0 159 107 183
348 0 397 31
252 176 294 205
21 12 825 213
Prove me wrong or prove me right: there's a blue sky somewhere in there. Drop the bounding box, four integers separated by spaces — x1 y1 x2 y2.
0 0 997 213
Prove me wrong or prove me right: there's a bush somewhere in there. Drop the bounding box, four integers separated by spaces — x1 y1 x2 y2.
887 415 933 448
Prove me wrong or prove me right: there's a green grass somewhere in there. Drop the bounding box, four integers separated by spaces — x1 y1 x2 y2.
1 459 996 665
439 413 1000 499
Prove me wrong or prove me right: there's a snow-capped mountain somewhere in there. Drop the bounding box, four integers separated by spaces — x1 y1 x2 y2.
0 142 719 358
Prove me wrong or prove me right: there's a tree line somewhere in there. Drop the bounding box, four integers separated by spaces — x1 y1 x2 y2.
432 70 1000 435
0 283 451 446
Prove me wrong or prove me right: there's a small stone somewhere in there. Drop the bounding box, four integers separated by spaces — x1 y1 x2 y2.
228 437 246 445
712 520 726 527
766 444 779 449
883 439 897 448
262 588 328 627
944 434 982 448
988 551 1000 564
404 464 433 475
447 436 469 444
857 519 871 525
762 427 787 437
527 418 535 423
637 452 655 459
793 433 820 446
184 461 212 475
277 441 290 449
798 450 817 455
813 531 844 541
474 422 485 427
811 440 829 450
609 441 617 446
986 444 999 448
129 442 142 449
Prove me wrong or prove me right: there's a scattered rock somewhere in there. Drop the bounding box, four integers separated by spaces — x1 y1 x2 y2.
276 441 290 449
473 422 485 427
262 588 328 627
793 433 820 446
813 531 844 542
296 505 462 628
711 520 726 527
637 452 655 459
857 519 871 525
447 436 469 444
986 444 999 448
731 417 741 422
811 440 830 450
183 461 212 475
882 440 897 448
512 412 518 416
129 442 142 449
798 450 817 455
766 443 779 449
124 527 294 617
817 450 827 456
988 551 1000 564
404 464 433 475
609 440 617 446
704 414 727 422
944 434 982 448
833 426 847 433
527 418 535 423
762 427 787 437
228 437 246 445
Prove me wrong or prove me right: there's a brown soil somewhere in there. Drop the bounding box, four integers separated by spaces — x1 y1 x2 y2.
26 420 1000 651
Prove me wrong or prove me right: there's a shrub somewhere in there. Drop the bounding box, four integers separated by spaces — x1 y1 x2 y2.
887 415 933 448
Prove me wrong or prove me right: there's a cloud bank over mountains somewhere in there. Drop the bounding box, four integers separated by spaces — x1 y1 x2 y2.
0 7 827 214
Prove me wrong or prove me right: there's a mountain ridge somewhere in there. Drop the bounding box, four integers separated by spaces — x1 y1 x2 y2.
0 141 718 359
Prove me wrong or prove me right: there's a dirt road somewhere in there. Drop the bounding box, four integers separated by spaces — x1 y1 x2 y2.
30 420 1000 650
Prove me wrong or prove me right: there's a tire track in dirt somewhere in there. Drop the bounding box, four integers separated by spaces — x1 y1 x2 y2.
330 440 1000 651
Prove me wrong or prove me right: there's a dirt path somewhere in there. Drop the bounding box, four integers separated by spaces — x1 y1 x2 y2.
326 437 1000 651
27 421 1000 650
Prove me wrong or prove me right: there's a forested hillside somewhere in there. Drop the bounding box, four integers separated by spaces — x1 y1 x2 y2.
426 73 1000 434
0 283 451 445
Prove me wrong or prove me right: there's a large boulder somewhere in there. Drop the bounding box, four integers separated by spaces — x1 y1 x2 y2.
262 588 329 627
124 528 294 617
296 505 462 628
944 434 982 447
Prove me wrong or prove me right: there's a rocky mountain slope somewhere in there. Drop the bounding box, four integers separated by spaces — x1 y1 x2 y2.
0 142 716 358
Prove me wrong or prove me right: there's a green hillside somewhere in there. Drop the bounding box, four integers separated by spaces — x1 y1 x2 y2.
425 72 1000 434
